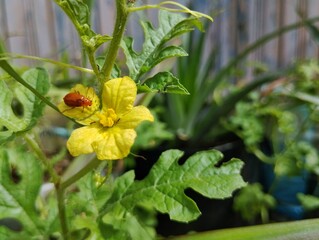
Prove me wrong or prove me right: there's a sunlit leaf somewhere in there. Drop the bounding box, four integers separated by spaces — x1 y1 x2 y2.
304 20 319 45
67 170 114 238
0 147 43 237
275 142 317 176
234 183 276 223
0 68 50 144
133 111 174 150
121 10 202 81
99 149 245 239
55 0 111 51
298 194 319 211
137 72 189 94
65 0 90 25
81 34 112 51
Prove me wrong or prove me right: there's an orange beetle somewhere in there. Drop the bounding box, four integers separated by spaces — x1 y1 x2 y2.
63 91 92 109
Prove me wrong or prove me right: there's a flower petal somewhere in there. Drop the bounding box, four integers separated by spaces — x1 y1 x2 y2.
66 123 102 157
58 84 100 125
91 127 136 160
116 106 154 129
102 77 136 116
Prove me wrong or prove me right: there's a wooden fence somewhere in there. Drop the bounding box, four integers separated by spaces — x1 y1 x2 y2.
1 0 319 73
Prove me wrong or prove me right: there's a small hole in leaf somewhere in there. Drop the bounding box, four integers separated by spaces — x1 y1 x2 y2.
0 218 23 232
49 234 62 240
69 228 91 239
1 126 8 131
11 98 24 117
10 165 22 184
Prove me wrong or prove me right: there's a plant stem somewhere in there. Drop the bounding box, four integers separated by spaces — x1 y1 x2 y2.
60 157 101 190
56 185 69 239
87 49 100 77
100 0 129 82
135 92 156 106
24 133 60 184
55 157 101 239
106 160 113 179
0 59 60 114
260 207 269 224
96 160 113 188
0 54 94 74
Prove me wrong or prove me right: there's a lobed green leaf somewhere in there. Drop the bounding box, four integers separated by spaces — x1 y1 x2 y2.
100 149 245 237
97 171 156 240
64 0 90 25
55 0 112 51
81 34 113 52
0 147 43 237
0 68 50 144
137 72 189 94
121 10 202 81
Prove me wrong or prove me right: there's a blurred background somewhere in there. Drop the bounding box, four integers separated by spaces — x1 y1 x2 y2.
1 0 318 70
2 0 319 237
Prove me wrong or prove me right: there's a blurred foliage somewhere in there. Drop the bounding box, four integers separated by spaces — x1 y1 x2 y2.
234 183 276 224
225 60 319 175
298 193 319 211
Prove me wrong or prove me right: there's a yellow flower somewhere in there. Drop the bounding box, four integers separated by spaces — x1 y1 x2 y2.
65 77 154 160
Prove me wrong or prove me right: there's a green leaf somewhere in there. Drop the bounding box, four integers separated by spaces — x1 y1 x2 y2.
0 147 43 237
234 183 276 223
102 207 156 240
39 191 60 238
81 34 112 52
226 101 265 147
0 68 50 144
73 215 105 240
66 169 155 240
99 172 156 240
101 149 245 229
121 10 202 81
287 91 319 105
274 142 317 176
298 194 319 211
63 0 90 26
137 72 189 94
67 170 114 238
304 20 319 45
193 71 285 141
55 0 111 51
68 171 112 217
133 110 174 150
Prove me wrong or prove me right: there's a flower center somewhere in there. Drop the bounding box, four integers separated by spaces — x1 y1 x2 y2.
98 108 118 127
